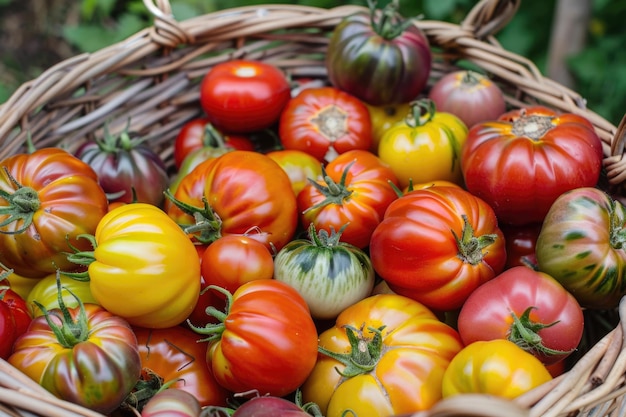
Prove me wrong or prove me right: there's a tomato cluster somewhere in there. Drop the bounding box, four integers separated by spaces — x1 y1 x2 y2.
0 1 619 416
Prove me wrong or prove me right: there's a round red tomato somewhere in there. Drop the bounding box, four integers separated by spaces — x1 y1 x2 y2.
199 60 291 133
278 86 372 162
457 266 584 365
461 106 604 225
500 222 542 269
369 185 507 311
173 117 254 169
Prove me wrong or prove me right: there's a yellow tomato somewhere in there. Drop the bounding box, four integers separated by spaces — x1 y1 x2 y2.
378 99 468 189
27 272 98 317
4 271 41 300
266 149 323 196
442 339 552 399
366 102 412 153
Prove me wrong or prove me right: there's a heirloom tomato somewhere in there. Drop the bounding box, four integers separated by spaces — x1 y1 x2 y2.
199 60 291 133
0 147 108 278
230 395 312 417
273 223 375 320
278 86 372 162
3 269 39 300
377 99 468 189
369 185 506 311
325 0 431 106
27 272 98 317
535 187 626 309
442 339 552 399
0 280 32 359
191 279 319 397
132 326 229 407
167 150 298 251
457 266 584 365
366 101 412 153
74 127 169 207
141 388 202 417
200 234 274 296
9 291 141 414
173 117 254 169
301 293 463 416
68 203 201 328
297 149 399 249
428 70 506 128
266 149 323 196
500 222 542 269
461 106 603 225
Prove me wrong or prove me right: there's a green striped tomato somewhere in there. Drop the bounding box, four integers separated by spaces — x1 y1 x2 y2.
273 223 375 320
535 187 626 309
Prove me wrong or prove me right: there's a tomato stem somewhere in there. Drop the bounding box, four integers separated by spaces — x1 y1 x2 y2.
307 222 348 247
187 285 233 342
164 190 223 244
303 161 355 213
405 99 436 127
508 306 571 357
0 167 40 234
367 0 418 40
452 214 498 266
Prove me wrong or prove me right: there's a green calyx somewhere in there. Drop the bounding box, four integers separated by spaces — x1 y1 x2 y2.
163 189 222 245
453 214 498 266
96 121 146 154
35 271 91 348
318 324 386 378
307 222 348 248
508 307 571 357
187 285 232 342
303 161 355 214
0 167 40 235
404 99 436 127
367 0 417 40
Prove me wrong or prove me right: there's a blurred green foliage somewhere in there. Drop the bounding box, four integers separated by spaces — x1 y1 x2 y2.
0 0 624 125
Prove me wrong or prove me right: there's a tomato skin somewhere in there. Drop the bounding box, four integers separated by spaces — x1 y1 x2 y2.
369 186 506 311
0 148 108 278
535 187 626 309
377 100 468 190
297 149 399 249
0 286 32 359
200 234 275 296
3 271 39 300
88 203 201 328
442 339 552 399
133 326 230 407
200 279 319 398
278 87 372 162
301 294 463 416
27 272 98 317
461 106 604 225
232 396 310 417
168 150 298 251
326 2 431 106
199 60 291 133
173 117 254 169
141 388 202 417
266 149 323 197
428 70 507 128
9 303 141 414
457 266 584 365
366 102 412 153
501 222 542 269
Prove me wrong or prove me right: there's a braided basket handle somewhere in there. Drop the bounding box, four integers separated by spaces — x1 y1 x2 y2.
461 0 521 39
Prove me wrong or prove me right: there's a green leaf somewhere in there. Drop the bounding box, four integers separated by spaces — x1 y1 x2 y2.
62 13 146 53
423 0 457 20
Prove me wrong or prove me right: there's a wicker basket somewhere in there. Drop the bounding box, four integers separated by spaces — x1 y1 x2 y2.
1 0 626 416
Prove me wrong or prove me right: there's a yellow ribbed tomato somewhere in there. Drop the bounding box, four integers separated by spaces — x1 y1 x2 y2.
68 203 201 328
442 339 552 399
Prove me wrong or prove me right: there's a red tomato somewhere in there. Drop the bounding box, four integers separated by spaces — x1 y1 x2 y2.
201 235 274 296
193 279 319 398
500 222 542 269
199 60 291 133
457 266 584 365
461 106 604 225
185 275 225 329
173 117 254 169
428 70 506 128
297 149 399 249
167 150 298 251
369 186 507 311
133 325 230 407
278 86 372 162
1 282 32 359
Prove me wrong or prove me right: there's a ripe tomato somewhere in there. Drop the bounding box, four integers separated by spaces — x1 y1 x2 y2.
442 339 552 399
535 187 626 309
133 325 230 407
366 102 412 153
3 270 39 300
266 149 323 197
0 283 32 359
377 99 468 189
27 272 98 317
278 86 372 162
0 147 108 278
297 149 399 249
167 150 298 251
301 293 463 416
173 117 254 169
369 185 506 311
200 234 274 296
199 60 291 133
192 279 319 398
501 222 542 269
428 70 507 128
457 266 584 365
326 0 431 106
461 106 604 225
231 395 311 417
